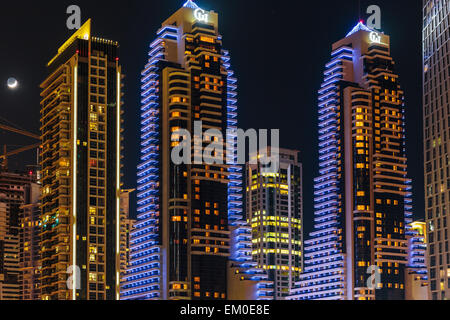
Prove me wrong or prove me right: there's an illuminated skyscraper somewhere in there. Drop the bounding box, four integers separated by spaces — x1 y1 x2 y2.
423 0 450 300
40 20 123 300
0 170 40 301
119 190 135 285
246 148 303 299
290 22 411 300
0 171 23 300
122 1 271 300
19 175 41 301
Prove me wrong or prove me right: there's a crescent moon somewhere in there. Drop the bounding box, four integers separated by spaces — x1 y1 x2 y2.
7 78 18 89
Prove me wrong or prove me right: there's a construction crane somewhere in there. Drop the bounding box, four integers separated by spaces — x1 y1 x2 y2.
0 123 40 140
0 123 41 170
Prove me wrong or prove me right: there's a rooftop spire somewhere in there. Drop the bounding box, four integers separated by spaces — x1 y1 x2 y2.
183 0 199 9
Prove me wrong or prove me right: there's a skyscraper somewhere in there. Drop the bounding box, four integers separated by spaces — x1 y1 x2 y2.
246 148 303 299
423 0 450 301
290 22 410 300
40 19 123 300
0 171 23 300
122 1 270 300
19 174 41 301
0 170 40 301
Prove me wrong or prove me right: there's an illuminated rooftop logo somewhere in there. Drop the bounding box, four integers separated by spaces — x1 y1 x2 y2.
369 31 382 44
194 8 208 23
183 1 208 23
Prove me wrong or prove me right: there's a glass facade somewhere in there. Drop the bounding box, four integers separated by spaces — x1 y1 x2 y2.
423 0 450 301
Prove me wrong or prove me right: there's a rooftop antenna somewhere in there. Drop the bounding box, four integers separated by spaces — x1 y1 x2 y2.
358 0 362 23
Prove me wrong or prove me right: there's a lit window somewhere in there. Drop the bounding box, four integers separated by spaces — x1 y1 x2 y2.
173 284 181 290
200 36 215 43
90 113 98 122
89 273 97 282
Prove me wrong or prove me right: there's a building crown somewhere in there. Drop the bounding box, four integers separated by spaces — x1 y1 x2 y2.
183 0 199 9
346 21 378 37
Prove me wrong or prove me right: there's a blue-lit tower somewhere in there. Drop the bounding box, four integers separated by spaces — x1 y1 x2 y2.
289 22 410 300
121 1 272 300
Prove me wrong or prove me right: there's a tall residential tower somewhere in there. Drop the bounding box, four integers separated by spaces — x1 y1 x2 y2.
423 0 450 300
40 20 123 300
18 173 41 301
0 171 23 300
246 149 303 299
122 1 271 300
290 22 411 300
0 170 40 301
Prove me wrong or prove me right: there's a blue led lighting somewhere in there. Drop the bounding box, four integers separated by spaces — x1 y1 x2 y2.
183 0 199 9
121 27 164 300
346 21 377 37
122 4 274 300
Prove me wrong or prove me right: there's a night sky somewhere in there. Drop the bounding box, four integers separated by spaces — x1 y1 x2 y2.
0 0 423 235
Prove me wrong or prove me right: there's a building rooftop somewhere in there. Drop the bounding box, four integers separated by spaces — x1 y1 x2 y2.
183 0 199 9
346 21 377 37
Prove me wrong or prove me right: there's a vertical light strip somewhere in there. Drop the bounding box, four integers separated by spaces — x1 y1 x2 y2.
72 65 78 301
287 164 293 292
116 70 121 300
